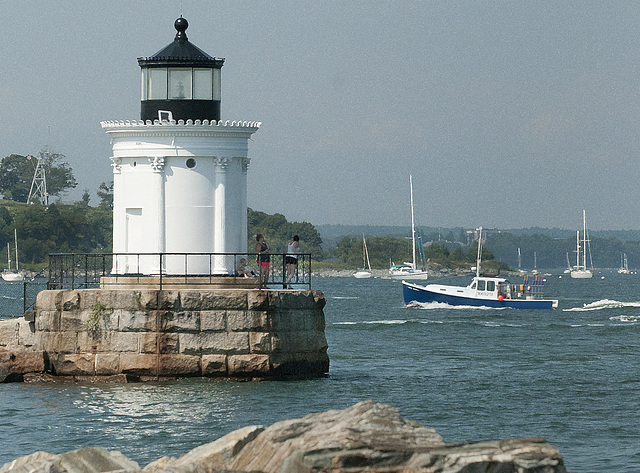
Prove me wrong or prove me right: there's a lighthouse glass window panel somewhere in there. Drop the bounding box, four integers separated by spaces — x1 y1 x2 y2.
193 69 213 100
148 69 168 100
169 69 192 99
141 69 148 100
213 68 221 100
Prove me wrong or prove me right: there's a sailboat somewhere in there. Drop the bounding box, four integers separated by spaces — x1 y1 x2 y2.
2 229 24 282
531 252 539 275
354 233 372 279
618 253 631 274
570 210 593 279
389 175 428 280
564 252 571 274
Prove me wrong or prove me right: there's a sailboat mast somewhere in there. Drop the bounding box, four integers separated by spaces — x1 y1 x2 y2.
6 243 10 270
576 230 580 268
14 228 19 271
410 175 416 270
582 210 587 270
363 234 371 271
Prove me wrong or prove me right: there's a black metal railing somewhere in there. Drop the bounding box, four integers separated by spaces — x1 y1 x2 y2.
0 279 48 318
47 252 312 290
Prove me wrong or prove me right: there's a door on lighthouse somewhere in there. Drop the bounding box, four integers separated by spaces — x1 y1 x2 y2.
124 208 146 274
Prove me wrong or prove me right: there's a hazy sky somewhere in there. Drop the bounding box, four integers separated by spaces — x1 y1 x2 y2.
1 1 639 230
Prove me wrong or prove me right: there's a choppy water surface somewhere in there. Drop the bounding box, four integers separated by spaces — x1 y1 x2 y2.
1 273 640 472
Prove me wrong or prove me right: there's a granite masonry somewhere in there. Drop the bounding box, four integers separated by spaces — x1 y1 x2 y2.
0 288 329 382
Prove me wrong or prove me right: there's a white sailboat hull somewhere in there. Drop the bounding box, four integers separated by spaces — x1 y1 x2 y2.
570 269 592 279
390 267 428 280
2 272 24 282
353 271 372 279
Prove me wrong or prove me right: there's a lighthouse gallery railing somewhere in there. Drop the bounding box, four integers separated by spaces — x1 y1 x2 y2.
47 252 312 290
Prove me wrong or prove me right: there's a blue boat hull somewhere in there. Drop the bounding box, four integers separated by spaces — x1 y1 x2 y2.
402 281 557 310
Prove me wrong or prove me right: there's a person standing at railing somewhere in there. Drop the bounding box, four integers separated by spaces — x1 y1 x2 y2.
255 234 270 289
286 235 300 288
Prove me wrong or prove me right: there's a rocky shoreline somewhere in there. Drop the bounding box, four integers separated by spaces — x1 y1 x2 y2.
0 400 568 473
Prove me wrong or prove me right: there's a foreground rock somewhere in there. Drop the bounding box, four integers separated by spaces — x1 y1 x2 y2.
1 400 568 473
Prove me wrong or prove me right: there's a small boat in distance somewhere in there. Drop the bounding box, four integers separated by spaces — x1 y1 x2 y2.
2 229 24 282
389 175 428 280
618 253 631 274
570 210 593 279
402 227 558 309
354 233 372 279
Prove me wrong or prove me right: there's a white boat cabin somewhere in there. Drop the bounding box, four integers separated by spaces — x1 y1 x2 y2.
429 276 543 301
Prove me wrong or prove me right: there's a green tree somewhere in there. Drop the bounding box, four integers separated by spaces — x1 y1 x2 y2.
425 242 450 264
97 181 113 209
0 149 77 203
247 208 323 260
77 189 91 208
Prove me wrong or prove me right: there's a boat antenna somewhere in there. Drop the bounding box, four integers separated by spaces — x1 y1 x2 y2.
476 227 483 279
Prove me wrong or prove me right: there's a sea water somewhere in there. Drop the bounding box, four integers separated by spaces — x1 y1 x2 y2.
1 273 639 472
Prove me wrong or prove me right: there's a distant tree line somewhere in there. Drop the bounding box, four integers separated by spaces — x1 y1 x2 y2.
0 201 112 269
327 229 640 271
486 232 640 270
330 234 506 271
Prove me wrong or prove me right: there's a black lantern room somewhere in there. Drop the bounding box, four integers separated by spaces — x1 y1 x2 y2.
138 17 224 122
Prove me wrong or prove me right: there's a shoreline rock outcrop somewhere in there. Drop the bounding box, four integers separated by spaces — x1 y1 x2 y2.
0 400 568 473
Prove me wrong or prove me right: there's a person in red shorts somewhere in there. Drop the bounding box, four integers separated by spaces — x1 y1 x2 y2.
255 234 270 289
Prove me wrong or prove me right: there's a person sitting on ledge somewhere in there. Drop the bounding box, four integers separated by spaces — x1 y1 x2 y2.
238 258 255 278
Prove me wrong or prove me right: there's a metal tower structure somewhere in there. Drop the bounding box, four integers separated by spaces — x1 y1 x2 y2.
27 156 48 205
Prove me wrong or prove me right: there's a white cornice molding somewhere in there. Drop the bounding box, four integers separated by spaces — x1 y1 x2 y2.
100 120 262 136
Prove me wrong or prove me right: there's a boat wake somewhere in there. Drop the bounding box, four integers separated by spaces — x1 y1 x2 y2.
334 319 417 325
406 301 503 310
563 299 640 312
609 315 640 323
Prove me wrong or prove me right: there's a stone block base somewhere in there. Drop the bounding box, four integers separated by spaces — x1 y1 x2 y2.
0 288 329 381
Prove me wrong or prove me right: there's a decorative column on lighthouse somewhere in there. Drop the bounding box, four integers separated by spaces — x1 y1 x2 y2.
102 17 260 276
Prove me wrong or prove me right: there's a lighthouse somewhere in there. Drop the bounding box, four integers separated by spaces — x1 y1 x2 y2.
101 17 260 276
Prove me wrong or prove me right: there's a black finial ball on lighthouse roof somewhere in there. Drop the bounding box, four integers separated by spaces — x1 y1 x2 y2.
174 16 188 40
138 17 225 122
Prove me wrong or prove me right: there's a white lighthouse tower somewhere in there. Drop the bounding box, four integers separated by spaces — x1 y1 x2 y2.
101 17 260 276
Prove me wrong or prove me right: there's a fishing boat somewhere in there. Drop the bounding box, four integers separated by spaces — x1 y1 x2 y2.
389 175 428 280
353 233 372 279
618 253 631 274
2 229 24 282
570 210 593 279
402 227 558 309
